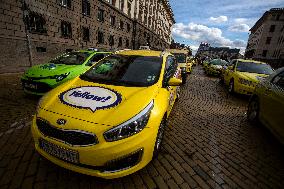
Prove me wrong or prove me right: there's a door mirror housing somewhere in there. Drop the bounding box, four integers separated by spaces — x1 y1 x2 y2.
168 77 182 86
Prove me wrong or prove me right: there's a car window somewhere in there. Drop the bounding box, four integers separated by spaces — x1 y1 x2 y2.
91 54 105 62
164 56 177 82
272 71 284 89
81 55 162 87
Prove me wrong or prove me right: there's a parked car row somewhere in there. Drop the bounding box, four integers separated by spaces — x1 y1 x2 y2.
202 58 284 145
23 49 192 179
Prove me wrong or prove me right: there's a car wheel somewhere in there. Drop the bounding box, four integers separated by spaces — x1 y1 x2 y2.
153 118 166 158
247 97 259 124
182 74 187 84
219 77 224 84
176 87 181 101
228 79 234 94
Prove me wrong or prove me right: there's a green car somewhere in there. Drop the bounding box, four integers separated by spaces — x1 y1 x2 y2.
205 59 228 76
247 67 284 143
21 49 112 95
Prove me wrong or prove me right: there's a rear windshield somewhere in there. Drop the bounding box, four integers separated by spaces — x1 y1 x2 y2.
81 55 162 87
173 53 186 63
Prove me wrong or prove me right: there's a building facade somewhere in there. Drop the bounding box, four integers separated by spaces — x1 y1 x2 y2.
0 0 175 72
245 8 284 68
196 42 241 61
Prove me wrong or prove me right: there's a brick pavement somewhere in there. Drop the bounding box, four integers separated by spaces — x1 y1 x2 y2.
0 66 284 189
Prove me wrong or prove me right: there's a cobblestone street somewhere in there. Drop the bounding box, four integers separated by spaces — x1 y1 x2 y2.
0 66 284 189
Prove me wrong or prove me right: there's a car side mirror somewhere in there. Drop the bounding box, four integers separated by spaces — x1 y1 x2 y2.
168 77 182 86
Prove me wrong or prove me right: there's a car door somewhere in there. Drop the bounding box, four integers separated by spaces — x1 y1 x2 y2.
163 55 178 115
260 71 284 139
224 60 236 85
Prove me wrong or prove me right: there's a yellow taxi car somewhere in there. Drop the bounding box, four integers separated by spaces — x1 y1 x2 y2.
167 49 190 84
31 50 182 179
223 59 274 95
247 67 284 144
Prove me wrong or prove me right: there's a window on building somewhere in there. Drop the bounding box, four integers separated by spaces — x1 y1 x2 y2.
106 0 115 6
269 25 276 32
281 25 284 32
110 15 116 26
125 39 129 47
127 2 131 16
118 37 122 47
119 20 124 30
61 21 72 38
126 23 130 32
109 35 114 46
58 0 71 8
27 12 47 34
276 14 280 21
266 37 272 44
82 0 90 16
98 31 104 44
82 27 89 41
98 9 104 22
119 0 124 11
262 50 268 57
36 47 46 52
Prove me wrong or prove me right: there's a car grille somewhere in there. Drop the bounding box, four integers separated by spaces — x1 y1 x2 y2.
21 79 52 93
36 118 98 146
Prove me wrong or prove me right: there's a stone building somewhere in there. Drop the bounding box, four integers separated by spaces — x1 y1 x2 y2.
0 0 175 72
196 42 241 61
245 8 284 68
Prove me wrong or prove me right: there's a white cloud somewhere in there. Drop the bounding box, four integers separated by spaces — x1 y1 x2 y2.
234 18 248 24
229 24 250 32
172 22 247 51
209 16 228 23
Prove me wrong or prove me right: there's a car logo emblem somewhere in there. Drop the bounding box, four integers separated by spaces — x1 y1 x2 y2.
57 119 66 125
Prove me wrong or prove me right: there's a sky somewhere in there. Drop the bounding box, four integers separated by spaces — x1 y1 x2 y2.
169 0 284 55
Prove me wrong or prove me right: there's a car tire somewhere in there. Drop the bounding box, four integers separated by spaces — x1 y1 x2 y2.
247 97 259 124
153 118 166 158
182 74 187 85
219 76 224 84
228 79 234 94
176 87 181 101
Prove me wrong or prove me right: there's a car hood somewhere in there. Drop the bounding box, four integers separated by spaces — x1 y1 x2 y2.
38 77 159 126
23 63 82 78
237 72 269 82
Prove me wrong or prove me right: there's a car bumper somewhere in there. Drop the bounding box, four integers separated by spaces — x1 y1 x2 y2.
207 69 221 76
31 115 157 179
21 78 63 95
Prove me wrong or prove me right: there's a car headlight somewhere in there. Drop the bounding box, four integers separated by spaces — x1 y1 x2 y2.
239 78 254 86
104 100 154 142
51 72 70 82
256 76 266 81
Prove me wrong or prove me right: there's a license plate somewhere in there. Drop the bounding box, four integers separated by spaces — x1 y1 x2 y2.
24 82 37 89
39 139 79 163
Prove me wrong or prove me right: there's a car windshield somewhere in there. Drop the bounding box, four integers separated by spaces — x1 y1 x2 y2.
50 52 91 65
173 53 186 63
236 61 274 74
210 59 227 65
80 55 162 87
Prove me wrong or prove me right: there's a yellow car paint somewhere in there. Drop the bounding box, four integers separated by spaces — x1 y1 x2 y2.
31 50 182 179
223 59 273 95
